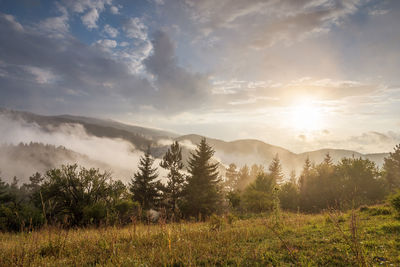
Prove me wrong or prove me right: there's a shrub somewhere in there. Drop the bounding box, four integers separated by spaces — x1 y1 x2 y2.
389 190 400 215
359 205 369 212
83 202 107 226
368 207 391 216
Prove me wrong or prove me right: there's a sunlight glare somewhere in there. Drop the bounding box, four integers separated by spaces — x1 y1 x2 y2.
291 99 322 131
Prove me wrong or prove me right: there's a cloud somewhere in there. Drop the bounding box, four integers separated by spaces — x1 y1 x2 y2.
94 39 118 51
144 31 212 112
184 0 360 47
0 12 151 113
82 8 99 29
0 14 214 115
24 66 60 84
110 5 119 14
103 24 119 38
63 0 113 29
36 4 69 37
123 18 148 40
292 130 400 154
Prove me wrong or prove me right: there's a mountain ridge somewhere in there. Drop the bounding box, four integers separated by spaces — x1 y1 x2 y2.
0 108 391 181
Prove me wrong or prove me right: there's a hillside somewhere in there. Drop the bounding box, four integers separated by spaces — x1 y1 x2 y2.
175 134 389 175
0 143 134 184
0 108 390 181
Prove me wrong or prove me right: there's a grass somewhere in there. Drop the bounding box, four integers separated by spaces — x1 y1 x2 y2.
0 205 399 266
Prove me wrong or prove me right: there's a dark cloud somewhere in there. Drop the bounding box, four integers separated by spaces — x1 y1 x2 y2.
144 31 211 112
0 14 211 115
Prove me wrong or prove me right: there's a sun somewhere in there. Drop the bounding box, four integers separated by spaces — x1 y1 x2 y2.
290 99 322 131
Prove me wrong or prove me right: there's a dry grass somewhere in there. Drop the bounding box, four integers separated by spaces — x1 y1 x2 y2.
0 207 399 266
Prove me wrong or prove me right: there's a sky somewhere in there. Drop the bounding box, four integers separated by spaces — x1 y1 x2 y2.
0 0 399 154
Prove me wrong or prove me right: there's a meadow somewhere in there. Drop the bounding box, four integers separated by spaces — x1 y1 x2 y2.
1 205 399 266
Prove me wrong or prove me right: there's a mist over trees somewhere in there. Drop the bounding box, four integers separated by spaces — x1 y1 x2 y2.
1 138 400 231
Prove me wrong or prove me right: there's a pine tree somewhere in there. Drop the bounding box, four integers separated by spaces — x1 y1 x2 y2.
0 174 10 203
236 164 250 191
323 152 333 165
299 156 312 190
268 154 284 184
224 163 238 191
181 138 222 219
130 147 160 210
383 144 400 191
159 141 185 216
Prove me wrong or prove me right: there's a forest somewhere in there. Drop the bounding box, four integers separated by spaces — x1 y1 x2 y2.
1 139 400 266
1 138 400 231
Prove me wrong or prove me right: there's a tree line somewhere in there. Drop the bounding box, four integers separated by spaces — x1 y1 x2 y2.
1 139 400 231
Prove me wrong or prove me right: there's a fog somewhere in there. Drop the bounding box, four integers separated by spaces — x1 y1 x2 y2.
0 114 152 184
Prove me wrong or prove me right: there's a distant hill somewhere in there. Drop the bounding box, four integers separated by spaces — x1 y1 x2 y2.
0 108 177 150
0 143 133 184
175 134 389 176
0 108 390 182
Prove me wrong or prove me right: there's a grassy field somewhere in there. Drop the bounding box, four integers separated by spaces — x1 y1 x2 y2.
1 205 399 266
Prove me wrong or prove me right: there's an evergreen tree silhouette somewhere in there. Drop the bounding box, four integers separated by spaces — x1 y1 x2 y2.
160 141 185 216
181 138 222 219
130 147 160 210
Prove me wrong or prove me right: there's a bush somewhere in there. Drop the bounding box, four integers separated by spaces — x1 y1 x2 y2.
389 190 400 215
359 205 369 212
83 202 107 226
368 207 391 216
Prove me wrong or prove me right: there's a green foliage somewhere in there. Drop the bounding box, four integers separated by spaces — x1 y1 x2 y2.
226 190 241 209
224 163 238 191
242 173 275 213
389 190 400 215
298 155 386 212
336 157 386 206
181 138 222 219
279 180 299 211
114 199 139 224
0 175 45 231
235 164 250 191
159 141 185 217
381 222 400 234
40 164 114 226
367 206 392 216
83 202 108 226
268 154 284 184
130 147 161 210
383 144 400 191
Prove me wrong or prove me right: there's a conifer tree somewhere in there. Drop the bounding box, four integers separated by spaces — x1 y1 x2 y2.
0 174 10 202
130 147 160 210
236 164 250 191
181 138 222 219
224 163 238 191
160 141 185 216
383 144 400 191
299 156 312 190
323 152 333 165
268 154 284 184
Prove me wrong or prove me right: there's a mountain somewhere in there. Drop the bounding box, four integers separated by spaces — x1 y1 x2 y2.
0 108 390 183
0 108 177 150
175 134 389 176
0 143 133 184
